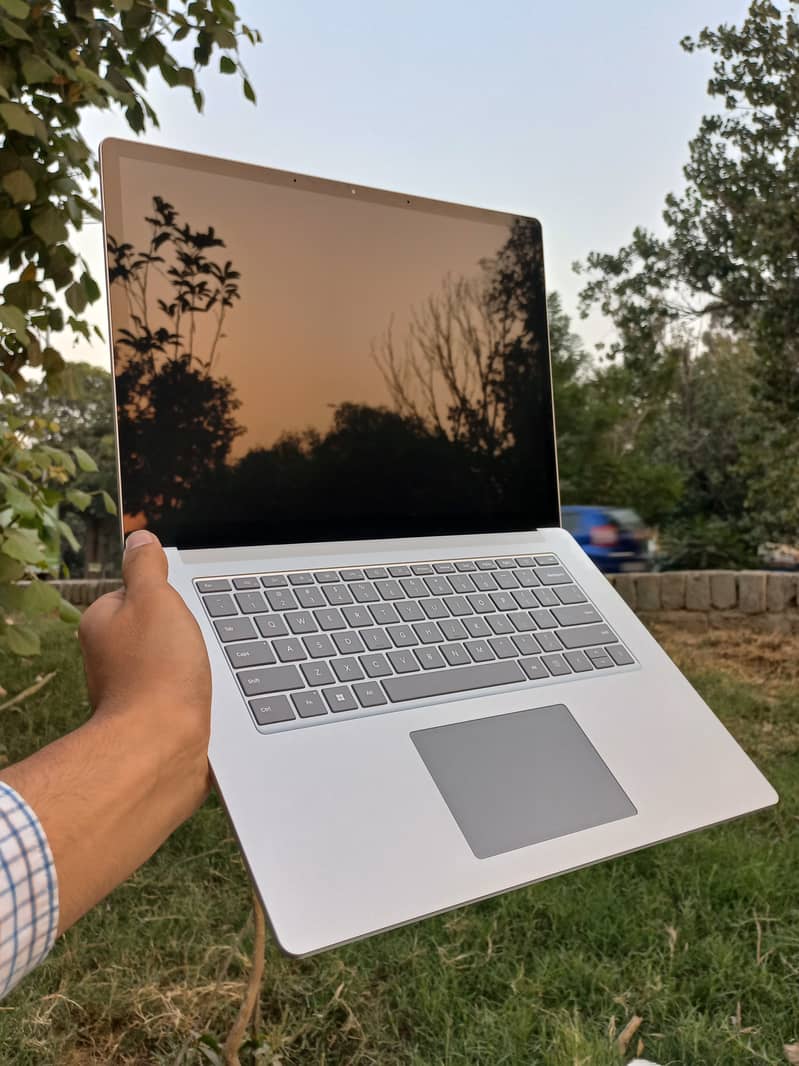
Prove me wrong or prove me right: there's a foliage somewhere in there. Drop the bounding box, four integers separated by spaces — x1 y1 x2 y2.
576 0 799 544
0 0 260 648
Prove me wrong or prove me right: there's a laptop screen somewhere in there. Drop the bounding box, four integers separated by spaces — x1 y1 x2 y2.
101 140 559 549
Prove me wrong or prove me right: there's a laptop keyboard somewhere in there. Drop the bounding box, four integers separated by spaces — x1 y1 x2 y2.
196 554 636 732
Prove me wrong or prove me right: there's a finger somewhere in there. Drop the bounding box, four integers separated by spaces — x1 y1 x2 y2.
121 529 168 597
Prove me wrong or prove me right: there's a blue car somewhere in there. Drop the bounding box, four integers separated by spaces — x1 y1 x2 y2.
561 505 654 574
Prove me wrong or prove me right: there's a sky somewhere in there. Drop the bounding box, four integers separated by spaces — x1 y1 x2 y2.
71 0 749 369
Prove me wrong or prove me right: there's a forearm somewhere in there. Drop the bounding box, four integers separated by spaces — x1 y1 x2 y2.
0 708 209 936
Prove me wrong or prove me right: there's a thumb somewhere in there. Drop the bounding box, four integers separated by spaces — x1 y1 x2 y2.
122 529 168 596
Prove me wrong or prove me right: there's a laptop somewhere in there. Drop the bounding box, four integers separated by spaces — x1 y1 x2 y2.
99 138 777 956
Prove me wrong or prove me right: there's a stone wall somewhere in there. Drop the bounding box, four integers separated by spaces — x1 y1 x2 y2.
51 571 799 633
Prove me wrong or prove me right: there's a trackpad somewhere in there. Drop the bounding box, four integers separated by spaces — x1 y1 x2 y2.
411 704 636 859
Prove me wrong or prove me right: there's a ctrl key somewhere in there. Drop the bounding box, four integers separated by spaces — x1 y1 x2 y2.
248 695 295 727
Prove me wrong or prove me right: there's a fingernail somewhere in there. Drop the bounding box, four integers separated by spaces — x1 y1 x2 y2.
125 530 159 551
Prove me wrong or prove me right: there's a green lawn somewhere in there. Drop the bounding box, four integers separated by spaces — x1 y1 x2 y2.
0 620 797 1065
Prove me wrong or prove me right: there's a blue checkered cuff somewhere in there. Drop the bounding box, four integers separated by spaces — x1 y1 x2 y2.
0 780 59 998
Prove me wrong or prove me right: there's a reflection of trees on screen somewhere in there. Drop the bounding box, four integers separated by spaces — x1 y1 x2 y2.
109 197 244 522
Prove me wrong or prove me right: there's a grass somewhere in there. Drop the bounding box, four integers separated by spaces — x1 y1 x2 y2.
0 620 797 1065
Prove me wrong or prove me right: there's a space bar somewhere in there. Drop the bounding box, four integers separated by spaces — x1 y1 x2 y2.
383 661 525 703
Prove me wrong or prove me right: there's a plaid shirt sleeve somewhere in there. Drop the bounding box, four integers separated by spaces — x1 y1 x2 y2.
0 781 59 998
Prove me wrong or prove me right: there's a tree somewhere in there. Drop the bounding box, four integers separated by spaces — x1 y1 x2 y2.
0 0 260 654
577 0 799 543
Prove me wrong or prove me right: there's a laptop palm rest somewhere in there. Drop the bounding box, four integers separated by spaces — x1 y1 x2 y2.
411 704 637 860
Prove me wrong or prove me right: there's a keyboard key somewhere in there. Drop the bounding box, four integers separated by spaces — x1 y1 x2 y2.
388 624 417 647
295 586 326 609
589 653 615 669
433 562 455 573
425 576 452 596
249 695 294 726
333 630 365 655
468 593 495 613
534 555 558 566
288 572 314 585
519 656 548 680
441 642 471 666
401 577 429 598
515 556 535 567
476 558 497 570
375 579 404 600
324 583 353 606
388 649 420 673
535 631 563 653
416 647 445 670
414 621 443 644
533 587 560 607
422 599 449 619
440 618 468 641
353 681 387 708
495 571 518 589
455 560 476 572
371 603 400 625
226 641 275 668
538 566 570 585
530 608 557 629
488 614 513 635
383 660 524 702
490 591 516 611
214 617 256 642
273 637 306 663
255 613 288 638
343 605 374 628
323 686 358 712
291 691 328 717
261 574 288 588
512 633 539 656
411 563 433 575
362 628 391 651
340 568 365 581
495 558 516 568
564 650 593 672
555 584 587 605
586 646 611 661
489 636 518 659
363 566 388 579
388 565 411 577
239 665 303 696
265 588 298 612
449 574 475 594
607 644 635 666
233 576 260 590
464 616 491 638
557 623 617 650
360 653 391 678
314 570 339 583
397 600 425 622
542 653 571 676
332 657 364 682
197 579 231 593
443 595 472 616
552 604 603 627
508 611 536 632
515 569 540 588
315 607 346 630
465 639 494 662
301 660 335 686
351 582 379 603
203 593 236 617
303 634 336 658
235 590 267 614
286 611 318 635
472 572 497 591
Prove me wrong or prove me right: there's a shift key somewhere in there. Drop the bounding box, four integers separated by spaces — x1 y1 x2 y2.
557 623 617 650
238 664 303 697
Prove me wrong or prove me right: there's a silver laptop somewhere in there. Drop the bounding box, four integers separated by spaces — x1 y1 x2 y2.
99 139 776 956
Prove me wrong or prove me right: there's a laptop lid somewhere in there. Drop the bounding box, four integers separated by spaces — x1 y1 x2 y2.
100 139 559 550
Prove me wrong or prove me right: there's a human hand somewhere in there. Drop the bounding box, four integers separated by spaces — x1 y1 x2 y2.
78 529 212 789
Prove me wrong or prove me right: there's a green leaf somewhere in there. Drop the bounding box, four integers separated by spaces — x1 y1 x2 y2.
5 624 40 657
100 490 117 515
111 0 134 9
2 527 44 564
219 55 236 75
66 488 91 511
42 346 64 373
21 578 60 614
3 483 35 518
31 206 69 245
243 78 255 104
0 0 30 18
0 15 30 40
0 208 21 238
0 101 36 135
0 554 24 581
21 55 56 84
58 598 81 624
72 446 98 473
0 303 28 341
65 280 87 314
2 168 35 203
57 519 79 552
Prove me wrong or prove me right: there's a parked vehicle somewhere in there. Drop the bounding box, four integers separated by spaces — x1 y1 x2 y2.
561 505 654 574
